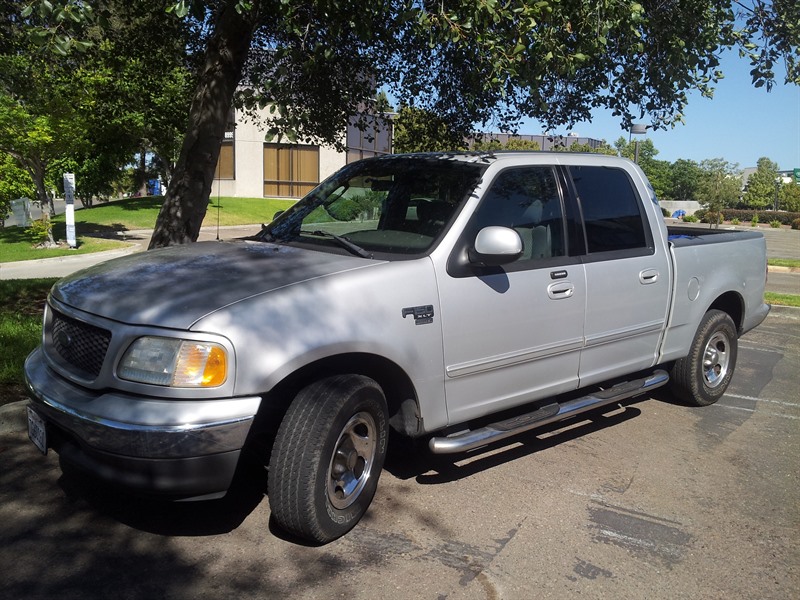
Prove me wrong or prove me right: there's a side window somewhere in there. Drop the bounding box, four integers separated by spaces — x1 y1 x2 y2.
470 167 566 261
569 166 648 253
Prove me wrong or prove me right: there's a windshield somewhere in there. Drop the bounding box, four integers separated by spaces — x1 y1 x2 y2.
259 156 486 257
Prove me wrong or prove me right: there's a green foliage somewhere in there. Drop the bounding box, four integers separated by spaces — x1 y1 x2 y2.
742 157 780 209
779 181 800 212
683 214 699 223
752 213 759 226
327 191 384 221
697 159 741 218
770 220 782 228
25 214 53 245
731 218 740 225
735 0 800 89
21 0 799 247
792 218 800 230
669 159 702 202
0 153 35 221
702 211 724 225
393 106 468 153
0 278 58 391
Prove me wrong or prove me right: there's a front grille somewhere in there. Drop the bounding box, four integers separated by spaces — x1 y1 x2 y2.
51 310 111 378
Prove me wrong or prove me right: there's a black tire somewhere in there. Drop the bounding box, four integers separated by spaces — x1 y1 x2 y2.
268 375 388 543
670 309 738 406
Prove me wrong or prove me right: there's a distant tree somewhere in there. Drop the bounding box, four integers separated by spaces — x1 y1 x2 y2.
779 181 800 212
505 138 541 151
698 159 741 226
613 136 671 199
670 159 702 202
471 137 541 151
742 157 780 209
0 152 34 225
393 106 468 153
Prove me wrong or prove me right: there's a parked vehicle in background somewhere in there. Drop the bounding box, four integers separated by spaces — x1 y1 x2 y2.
25 152 769 543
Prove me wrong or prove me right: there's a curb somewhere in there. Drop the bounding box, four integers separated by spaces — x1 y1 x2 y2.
0 400 28 435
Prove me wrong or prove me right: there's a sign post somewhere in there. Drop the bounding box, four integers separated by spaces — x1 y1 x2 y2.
793 168 800 184
63 173 77 248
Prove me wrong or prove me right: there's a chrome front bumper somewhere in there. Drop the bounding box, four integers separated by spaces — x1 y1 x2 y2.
24 347 261 461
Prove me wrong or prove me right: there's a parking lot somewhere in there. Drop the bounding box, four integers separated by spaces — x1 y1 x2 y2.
0 306 797 599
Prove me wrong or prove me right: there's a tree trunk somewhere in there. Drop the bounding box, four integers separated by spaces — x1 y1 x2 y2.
148 2 256 249
28 157 55 217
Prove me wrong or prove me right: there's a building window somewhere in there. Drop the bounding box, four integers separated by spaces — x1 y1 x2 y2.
347 116 392 163
263 144 320 197
215 139 235 180
214 111 236 180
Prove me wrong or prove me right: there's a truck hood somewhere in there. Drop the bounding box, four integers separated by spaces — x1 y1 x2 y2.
52 241 380 329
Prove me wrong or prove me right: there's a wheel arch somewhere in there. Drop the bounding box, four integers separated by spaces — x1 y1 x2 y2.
256 352 422 438
707 291 744 333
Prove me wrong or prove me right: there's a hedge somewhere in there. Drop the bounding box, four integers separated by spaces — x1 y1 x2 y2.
694 208 800 226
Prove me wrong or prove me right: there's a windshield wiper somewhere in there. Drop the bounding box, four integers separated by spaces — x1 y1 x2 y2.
300 230 372 259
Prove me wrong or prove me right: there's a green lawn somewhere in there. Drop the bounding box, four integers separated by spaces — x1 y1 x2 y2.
0 279 58 406
1 196 295 263
768 258 800 269
765 292 800 308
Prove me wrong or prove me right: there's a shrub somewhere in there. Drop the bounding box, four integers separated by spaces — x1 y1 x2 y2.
770 220 781 228
723 209 800 225
751 214 759 227
682 214 699 223
661 207 671 217
25 215 53 245
702 211 723 225
731 218 740 225
792 218 800 230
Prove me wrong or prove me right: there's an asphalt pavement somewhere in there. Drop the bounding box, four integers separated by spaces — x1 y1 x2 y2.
1 306 797 599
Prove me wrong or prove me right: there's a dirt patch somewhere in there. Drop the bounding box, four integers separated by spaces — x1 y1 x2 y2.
0 382 28 408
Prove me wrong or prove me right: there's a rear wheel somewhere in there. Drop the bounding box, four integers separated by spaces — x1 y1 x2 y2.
268 375 388 543
670 309 738 406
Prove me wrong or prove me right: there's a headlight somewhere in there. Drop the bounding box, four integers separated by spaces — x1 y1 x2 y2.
118 336 228 387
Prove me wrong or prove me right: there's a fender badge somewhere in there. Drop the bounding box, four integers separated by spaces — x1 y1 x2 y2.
402 305 434 325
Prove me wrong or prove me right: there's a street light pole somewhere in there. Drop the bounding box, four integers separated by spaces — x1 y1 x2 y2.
629 123 647 163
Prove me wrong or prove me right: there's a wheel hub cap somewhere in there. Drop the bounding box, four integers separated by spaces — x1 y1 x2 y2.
702 331 730 388
327 412 377 510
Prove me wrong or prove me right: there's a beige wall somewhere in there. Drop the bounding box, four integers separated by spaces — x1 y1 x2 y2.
211 108 346 199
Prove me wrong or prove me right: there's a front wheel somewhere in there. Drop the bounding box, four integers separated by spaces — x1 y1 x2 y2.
268 375 388 543
670 309 738 406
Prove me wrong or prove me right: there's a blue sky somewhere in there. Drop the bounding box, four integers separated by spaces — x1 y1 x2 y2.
517 51 800 172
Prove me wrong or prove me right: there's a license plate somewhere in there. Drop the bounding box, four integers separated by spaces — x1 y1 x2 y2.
27 407 47 455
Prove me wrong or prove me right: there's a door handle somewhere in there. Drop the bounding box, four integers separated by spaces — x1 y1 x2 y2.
547 282 574 299
639 269 659 284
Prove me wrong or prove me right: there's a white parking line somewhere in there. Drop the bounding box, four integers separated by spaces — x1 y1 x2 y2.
726 393 800 408
713 404 800 420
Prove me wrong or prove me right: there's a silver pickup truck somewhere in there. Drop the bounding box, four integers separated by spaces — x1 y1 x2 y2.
25 152 769 543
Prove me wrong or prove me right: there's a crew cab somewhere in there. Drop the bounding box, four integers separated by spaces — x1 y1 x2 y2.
25 152 769 543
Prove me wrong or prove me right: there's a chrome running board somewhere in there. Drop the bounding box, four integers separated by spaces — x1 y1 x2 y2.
428 370 669 454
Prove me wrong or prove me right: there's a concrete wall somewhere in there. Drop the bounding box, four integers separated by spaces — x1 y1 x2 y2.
659 200 703 216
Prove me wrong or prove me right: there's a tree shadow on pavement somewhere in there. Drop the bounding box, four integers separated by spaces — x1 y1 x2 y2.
54 451 268 537
384 401 644 485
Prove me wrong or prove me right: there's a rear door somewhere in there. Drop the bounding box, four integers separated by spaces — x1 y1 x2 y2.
567 165 671 385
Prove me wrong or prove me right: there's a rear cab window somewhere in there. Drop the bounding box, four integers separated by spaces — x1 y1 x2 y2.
568 165 653 257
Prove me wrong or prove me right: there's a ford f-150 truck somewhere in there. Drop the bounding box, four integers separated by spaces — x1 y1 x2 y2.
25 152 769 543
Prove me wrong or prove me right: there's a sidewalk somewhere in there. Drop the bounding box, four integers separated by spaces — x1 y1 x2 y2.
0 224 263 280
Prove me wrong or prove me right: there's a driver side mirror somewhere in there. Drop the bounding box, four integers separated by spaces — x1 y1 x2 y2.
468 226 523 266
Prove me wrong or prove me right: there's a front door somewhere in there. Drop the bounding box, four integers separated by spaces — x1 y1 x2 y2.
436 166 586 425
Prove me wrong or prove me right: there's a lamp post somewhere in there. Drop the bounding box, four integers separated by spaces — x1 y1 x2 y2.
629 123 648 163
